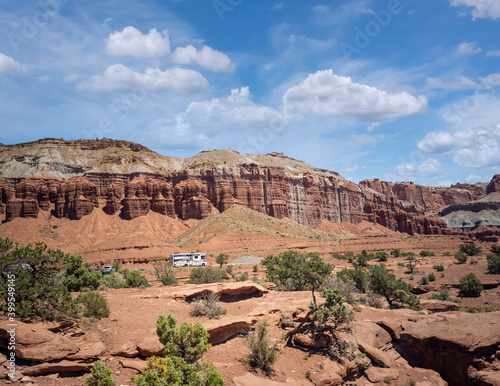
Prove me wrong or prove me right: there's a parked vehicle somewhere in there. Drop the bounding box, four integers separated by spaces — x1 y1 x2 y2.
170 252 207 267
102 266 116 275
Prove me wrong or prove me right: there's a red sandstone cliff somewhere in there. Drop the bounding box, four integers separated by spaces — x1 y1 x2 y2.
0 139 485 236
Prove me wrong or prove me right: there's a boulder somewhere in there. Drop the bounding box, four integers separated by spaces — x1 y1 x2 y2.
293 334 332 349
111 342 139 358
0 321 79 362
353 320 392 349
137 336 164 357
356 340 395 368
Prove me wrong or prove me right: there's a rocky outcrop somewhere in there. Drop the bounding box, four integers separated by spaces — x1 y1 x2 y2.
486 174 500 194
121 177 151 220
360 178 482 214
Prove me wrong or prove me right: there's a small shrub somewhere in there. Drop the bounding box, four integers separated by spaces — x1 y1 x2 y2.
190 294 226 319
321 276 358 305
397 262 405 267
420 250 435 257
406 256 418 273
85 360 115 386
487 253 500 274
420 275 429 285
429 288 451 301
460 273 483 297
384 376 392 384
237 272 249 282
225 265 233 274
443 251 451 256
470 258 478 265
467 308 476 313
459 243 482 256
123 270 150 288
376 251 388 262
366 293 384 308
188 266 228 284
428 273 436 282
433 264 444 271
390 248 401 257
454 252 468 264
151 258 178 286
77 292 110 319
245 320 280 372
253 265 258 272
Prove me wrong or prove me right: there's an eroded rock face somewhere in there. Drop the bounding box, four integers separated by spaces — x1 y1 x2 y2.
54 176 99 220
1 162 471 236
5 177 60 221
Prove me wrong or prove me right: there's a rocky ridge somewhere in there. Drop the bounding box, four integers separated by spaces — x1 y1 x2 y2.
0 138 495 236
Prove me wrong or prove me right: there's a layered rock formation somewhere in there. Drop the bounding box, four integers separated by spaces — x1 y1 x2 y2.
0 139 489 236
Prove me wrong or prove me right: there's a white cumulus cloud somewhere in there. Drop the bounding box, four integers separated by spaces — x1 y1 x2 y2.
0 53 27 76
450 0 500 20
107 26 170 57
76 64 208 94
418 126 500 168
393 158 445 179
457 41 482 55
282 70 427 122
172 45 235 72
481 73 500 86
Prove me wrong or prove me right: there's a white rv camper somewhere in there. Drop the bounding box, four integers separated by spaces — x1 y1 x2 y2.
170 252 207 267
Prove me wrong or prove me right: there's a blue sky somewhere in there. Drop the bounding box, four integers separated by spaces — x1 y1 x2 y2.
1 0 500 186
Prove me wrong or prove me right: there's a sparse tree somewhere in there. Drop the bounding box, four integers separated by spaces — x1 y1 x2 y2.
215 253 229 268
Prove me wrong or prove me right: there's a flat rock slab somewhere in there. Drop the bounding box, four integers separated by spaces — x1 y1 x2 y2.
157 282 268 302
119 358 146 373
21 360 93 376
357 340 395 368
400 311 500 351
111 342 140 358
419 299 459 313
67 341 106 360
203 316 258 345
